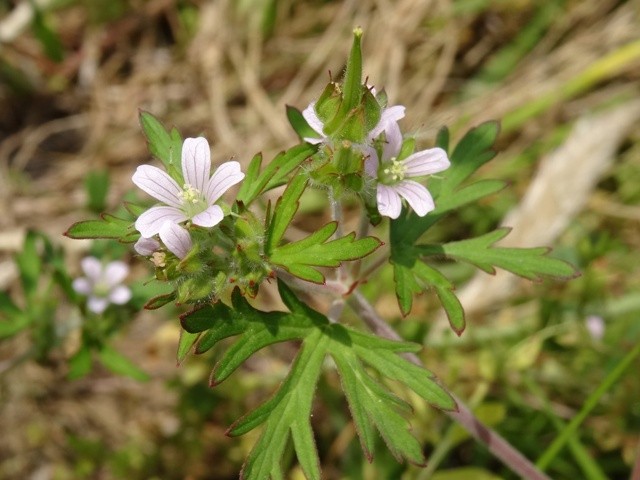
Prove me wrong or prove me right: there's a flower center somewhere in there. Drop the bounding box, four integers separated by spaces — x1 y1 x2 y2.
179 184 207 217
93 280 111 298
379 158 407 184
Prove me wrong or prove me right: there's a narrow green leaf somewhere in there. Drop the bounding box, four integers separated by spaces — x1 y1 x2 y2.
15 231 42 301
177 329 199 364
286 105 318 141
139 111 183 179
68 346 92 380
64 214 138 242
265 175 308 254
143 291 176 310
291 417 321 480
0 313 30 339
0 291 21 317
98 346 150 381
236 144 316 206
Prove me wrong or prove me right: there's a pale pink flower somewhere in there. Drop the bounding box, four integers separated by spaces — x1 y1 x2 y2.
585 315 605 341
72 257 132 314
132 137 244 238
365 122 450 219
301 101 405 145
134 222 192 260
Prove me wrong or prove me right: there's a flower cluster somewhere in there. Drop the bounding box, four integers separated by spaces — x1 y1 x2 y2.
302 94 450 219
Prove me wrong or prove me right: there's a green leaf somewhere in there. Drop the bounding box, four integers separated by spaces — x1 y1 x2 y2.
236 144 316 206
68 345 93 380
143 291 176 310
269 222 382 283
15 231 43 301
418 228 578 281
177 329 199 365
265 175 308 254
286 105 318 141
84 169 110 213
392 254 465 333
64 214 139 242
139 111 183 180
31 6 64 62
180 280 455 478
0 311 30 339
98 346 150 381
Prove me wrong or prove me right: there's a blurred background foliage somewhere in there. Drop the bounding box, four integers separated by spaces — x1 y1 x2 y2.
0 0 639 479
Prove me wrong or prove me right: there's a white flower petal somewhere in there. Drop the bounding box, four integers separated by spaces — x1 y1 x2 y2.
302 102 325 138
394 180 435 217
108 285 132 305
103 261 129 287
403 147 450 177
369 105 406 139
182 137 211 192
80 257 102 281
376 184 402 219
303 136 324 145
159 222 193 259
135 205 187 238
192 204 224 228
205 161 245 204
87 296 109 314
132 165 182 208
72 277 92 295
382 121 403 160
363 147 379 178
134 237 160 256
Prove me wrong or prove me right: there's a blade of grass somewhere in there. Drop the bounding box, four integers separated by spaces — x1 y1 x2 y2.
536 341 640 470
522 375 608 480
502 39 640 133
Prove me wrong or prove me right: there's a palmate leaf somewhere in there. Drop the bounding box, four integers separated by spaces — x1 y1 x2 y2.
180 280 455 479
236 143 317 206
265 176 382 283
418 228 578 280
389 121 576 332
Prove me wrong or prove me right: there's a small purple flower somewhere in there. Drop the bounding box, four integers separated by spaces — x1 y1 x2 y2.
72 257 132 314
132 137 245 238
365 122 450 219
134 236 161 256
301 101 405 145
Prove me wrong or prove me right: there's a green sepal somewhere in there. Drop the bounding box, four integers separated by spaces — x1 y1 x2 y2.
315 82 342 126
64 214 139 243
324 28 363 137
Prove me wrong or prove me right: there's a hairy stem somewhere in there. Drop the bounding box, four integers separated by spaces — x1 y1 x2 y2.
347 290 552 480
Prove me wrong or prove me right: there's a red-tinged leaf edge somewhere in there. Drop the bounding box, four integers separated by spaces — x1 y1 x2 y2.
144 291 176 310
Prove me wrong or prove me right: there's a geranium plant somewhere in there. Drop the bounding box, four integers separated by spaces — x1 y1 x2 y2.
65 28 576 479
